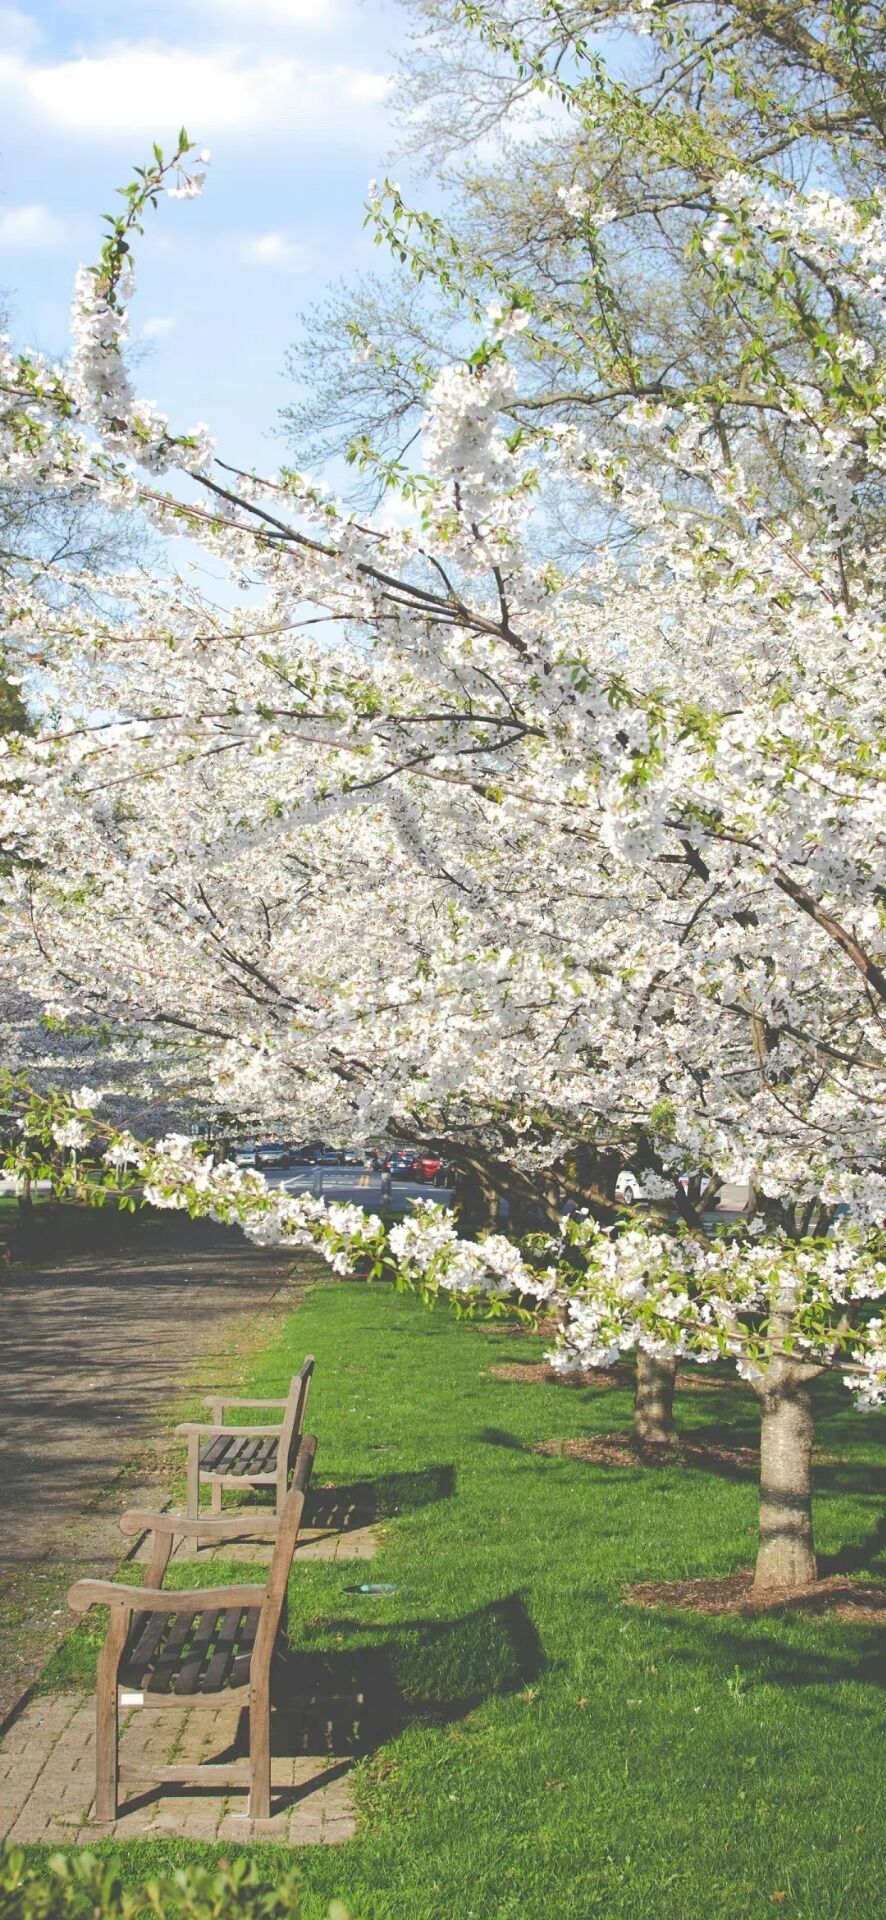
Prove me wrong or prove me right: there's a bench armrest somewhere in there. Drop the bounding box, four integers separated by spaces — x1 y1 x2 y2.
175 1421 283 1438
119 1509 279 1541
68 1578 265 1615
203 1397 289 1411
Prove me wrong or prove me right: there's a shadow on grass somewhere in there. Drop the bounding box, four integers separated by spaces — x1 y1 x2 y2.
277 1589 545 1754
818 1508 886 1577
211 1465 458 1533
80 1591 547 1820
654 1610 886 1693
307 1463 456 1528
482 1426 886 1569
60 1580 542 1724
481 1427 531 1453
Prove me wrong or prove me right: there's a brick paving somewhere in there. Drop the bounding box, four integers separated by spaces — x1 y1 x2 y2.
190 1524 377 1565
0 1693 356 1845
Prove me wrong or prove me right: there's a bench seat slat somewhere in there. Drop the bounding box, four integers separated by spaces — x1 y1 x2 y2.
200 1435 280 1476
123 1606 262 1697
201 1607 251 1693
144 1609 199 1694
175 1605 222 1696
123 1609 169 1682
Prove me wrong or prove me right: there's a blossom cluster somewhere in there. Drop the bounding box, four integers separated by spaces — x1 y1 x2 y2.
0 150 884 1412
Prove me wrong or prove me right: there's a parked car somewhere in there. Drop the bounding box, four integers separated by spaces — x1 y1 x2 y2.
254 1141 291 1169
615 1170 737 1209
413 1151 451 1185
385 1151 418 1179
233 1142 256 1167
318 1146 346 1165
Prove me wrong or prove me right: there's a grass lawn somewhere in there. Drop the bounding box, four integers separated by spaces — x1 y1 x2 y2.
31 1280 886 1920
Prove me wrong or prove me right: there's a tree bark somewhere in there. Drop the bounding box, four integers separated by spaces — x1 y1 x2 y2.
453 1157 500 1237
633 1351 677 1446
426 1135 563 1237
17 1168 34 1223
754 1367 817 1590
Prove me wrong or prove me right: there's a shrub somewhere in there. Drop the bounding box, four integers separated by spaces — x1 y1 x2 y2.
0 1849 321 1920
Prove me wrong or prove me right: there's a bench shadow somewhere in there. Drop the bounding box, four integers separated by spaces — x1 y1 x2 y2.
306 1464 456 1528
287 1588 544 1747
118 1589 543 1816
216 1465 457 1534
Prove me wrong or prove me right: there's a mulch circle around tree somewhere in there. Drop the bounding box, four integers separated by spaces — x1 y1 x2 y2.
530 1432 839 1474
487 1361 634 1389
623 1570 886 1620
486 1361 731 1392
530 1432 760 1471
482 1318 563 1339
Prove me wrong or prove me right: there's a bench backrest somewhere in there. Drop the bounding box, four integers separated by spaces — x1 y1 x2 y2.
279 1355 315 1481
253 1431 317 1672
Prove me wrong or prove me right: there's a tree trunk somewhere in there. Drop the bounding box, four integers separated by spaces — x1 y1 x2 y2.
17 1168 34 1223
754 1368 817 1590
453 1159 500 1237
633 1351 677 1447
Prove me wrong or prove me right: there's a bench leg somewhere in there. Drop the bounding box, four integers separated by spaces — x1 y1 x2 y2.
186 1432 201 1517
248 1684 271 1820
94 1611 127 1821
210 1478 222 1514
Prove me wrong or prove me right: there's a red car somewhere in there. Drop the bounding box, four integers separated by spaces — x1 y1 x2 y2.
414 1151 445 1184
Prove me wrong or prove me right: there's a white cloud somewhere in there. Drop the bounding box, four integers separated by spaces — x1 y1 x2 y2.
240 230 307 269
193 0 341 27
377 492 421 536
0 44 391 139
0 201 69 250
0 6 41 55
141 314 178 339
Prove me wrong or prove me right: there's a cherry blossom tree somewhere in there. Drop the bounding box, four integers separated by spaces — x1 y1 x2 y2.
0 136 884 1588
288 0 885 541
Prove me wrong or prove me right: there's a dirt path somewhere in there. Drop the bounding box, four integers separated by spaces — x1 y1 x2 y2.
0 1214 307 1724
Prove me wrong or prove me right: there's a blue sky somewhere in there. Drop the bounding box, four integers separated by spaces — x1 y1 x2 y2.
0 0 410 471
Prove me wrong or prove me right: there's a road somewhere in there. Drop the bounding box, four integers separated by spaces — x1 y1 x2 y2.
261 1165 455 1214
259 1167 751 1223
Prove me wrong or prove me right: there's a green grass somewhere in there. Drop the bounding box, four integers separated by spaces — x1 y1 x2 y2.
26 1283 886 1919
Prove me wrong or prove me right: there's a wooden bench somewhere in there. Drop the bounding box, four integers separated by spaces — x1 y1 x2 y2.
67 1432 317 1823
176 1356 314 1523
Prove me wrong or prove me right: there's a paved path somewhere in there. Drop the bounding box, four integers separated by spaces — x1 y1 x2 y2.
0 1216 304 1724
0 1692 356 1847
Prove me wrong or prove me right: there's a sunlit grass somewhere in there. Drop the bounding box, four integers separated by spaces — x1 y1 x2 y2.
28 1281 886 1919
